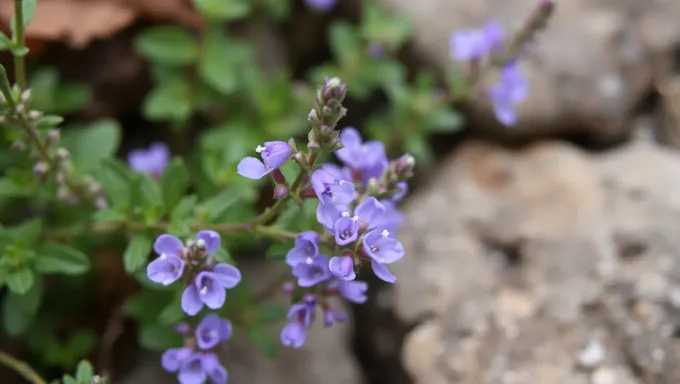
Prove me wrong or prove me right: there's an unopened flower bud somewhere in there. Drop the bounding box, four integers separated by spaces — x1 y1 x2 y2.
321 77 347 103
28 110 42 120
33 162 49 180
307 109 319 122
282 282 294 294
196 238 206 249
48 129 60 142
20 89 31 103
56 147 69 160
185 239 196 248
94 196 108 210
273 184 288 199
11 140 25 151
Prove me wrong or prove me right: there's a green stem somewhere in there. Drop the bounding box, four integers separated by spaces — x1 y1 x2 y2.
13 0 27 89
0 350 48 384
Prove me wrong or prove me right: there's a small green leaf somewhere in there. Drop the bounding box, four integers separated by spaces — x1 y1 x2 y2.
75 360 94 382
10 0 37 35
253 303 288 325
123 234 153 273
12 218 43 245
247 327 279 357
171 195 197 220
265 242 292 260
96 158 134 209
135 26 199 65
143 78 194 123
62 375 78 384
198 29 250 95
124 289 173 323
10 45 29 57
160 159 189 210
53 83 91 115
1 277 42 335
36 243 90 275
0 178 24 198
34 115 64 129
5 267 34 294
328 22 361 66
92 208 126 223
201 187 257 224
61 120 122 172
0 32 11 50
133 173 164 218
211 247 234 264
193 0 251 20
427 108 464 133
139 323 183 351
158 293 185 325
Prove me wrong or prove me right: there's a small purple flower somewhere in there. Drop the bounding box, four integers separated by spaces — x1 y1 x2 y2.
237 141 290 180
177 353 208 384
335 127 388 183
147 234 186 286
323 307 349 326
368 42 385 59
196 230 221 254
181 263 242 316
311 168 355 205
128 142 170 178
449 21 504 61
286 231 321 267
490 62 529 126
292 255 332 287
161 347 193 373
304 0 337 13
362 228 404 283
377 200 404 236
195 314 232 350
332 212 360 245
328 197 386 241
201 353 228 384
337 280 368 304
393 182 408 202
329 255 356 281
281 295 317 348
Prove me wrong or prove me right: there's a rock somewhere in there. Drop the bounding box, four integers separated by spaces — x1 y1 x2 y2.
374 0 680 138
394 139 680 383
114 260 362 384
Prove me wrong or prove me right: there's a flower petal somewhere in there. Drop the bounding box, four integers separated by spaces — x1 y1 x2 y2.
371 261 396 283
280 321 307 348
212 264 242 289
147 255 184 286
196 230 221 254
154 234 184 257
237 157 270 180
181 285 203 316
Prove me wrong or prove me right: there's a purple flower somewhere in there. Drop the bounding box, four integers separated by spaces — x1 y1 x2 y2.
237 141 290 180
393 182 408 202
195 314 232 350
449 21 503 61
196 230 221 254
377 200 404 236
368 42 385 59
304 0 337 12
490 62 529 126
323 307 349 326
311 168 355 205
337 280 368 304
181 263 242 316
328 255 356 281
361 228 404 283
161 347 193 373
321 197 385 240
281 295 317 348
335 127 388 183
176 353 226 384
292 255 332 287
286 231 321 267
147 234 186 286
128 142 170 178
201 353 228 384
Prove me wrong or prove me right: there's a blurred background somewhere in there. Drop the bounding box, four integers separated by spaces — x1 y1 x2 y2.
2 0 680 383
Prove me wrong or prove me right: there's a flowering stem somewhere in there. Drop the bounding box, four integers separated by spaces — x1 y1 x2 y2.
13 0 27 90
0 350 48 384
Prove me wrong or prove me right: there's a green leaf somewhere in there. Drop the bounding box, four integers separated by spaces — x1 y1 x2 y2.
247 327 279 357
253 303 288 325
61 120 122 172
34 115 64 129
0 32 11 50
143 78 194 122
2 277 42 335
198 29 250 95
5 267 33 294
0 178 24 198
123 234 152 273
135 26 199 65
10 0 37 34
96 158 134 209
139 323 183 351
427 108 464 133
171 195 197 221
62 375 78 384
193 0 251 21
211 247 234 264
52 83 91 115
10 45 29 57
200 187 257 224
124 289 173 323
11 218 43 245
160 159 189 210
328 22 361 66
158 293 185 325
75 360 94 382
265 242 292 260
92 208 126 223
35 243 90 275
132 173 164 218
262 0 290 20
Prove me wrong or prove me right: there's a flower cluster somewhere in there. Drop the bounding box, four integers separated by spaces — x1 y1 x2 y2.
146 231 242 316
162 314 232 384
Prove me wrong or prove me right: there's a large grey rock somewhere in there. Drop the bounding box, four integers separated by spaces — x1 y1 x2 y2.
394 139 680 383
375 0 680 138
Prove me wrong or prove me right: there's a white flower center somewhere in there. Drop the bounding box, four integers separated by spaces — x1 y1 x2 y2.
200 286 208 295
381 229 390 238
255 145 266 153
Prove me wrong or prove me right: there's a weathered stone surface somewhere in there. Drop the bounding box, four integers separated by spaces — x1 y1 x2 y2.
375 0 680 138
394 139 680 383
115 260 362 384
